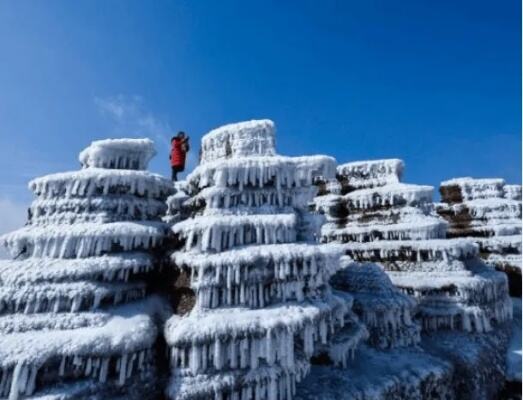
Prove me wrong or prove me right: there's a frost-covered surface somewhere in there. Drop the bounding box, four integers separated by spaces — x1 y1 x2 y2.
307 158 514 398
437 177 522 296
296 345 453 400
200 119 276 163
316 159 512 335
336 159 404 191
331 260 420 349
78 138 156 170
164 120 366 400
0 138 173 399
506 298 521 383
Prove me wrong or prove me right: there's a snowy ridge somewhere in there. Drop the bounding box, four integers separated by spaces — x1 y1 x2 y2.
0 138 171 399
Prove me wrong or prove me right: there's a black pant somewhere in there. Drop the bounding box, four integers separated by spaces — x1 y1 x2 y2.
172 166 184 181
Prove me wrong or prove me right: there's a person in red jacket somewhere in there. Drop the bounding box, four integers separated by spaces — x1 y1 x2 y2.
169 131 190 181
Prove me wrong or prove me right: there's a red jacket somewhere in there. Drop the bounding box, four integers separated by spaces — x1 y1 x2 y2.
170 138 187 168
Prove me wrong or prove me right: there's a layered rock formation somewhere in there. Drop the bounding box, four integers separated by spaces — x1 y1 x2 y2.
0 139 173 399
164 120 367 400
300 158 514 399
316 159 512 334
437 178 522 296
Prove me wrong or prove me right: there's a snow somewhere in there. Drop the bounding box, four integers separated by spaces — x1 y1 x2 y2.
164 121 366 400
504 184 522 201
29 168 174 200
173 214 298 252
78 138 156 170
332 261 420 349
344 183 433 209
0 137 172 399
1 221 169 259
200 119 276 164
437 177 522 297
318 158 513 338
322 216 447 242
337 159 404 190
29 196 167 225
296 345 453 400
342 238 478 263
440 177 506 202
188 155 336 191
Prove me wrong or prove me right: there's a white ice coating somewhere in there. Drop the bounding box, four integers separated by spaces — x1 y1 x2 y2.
337 159 404 189
200 119 276 164
0 138 172 399
188 155 336 191
332 260 420 349
78 138 156 170
29 169 173 200
165 120 365 400
173 214 298 252
1 221 169 259
322 216 448 243
344 183 433 209
29 196 167 225
317 158 513 336
504 184 522 201
437 177 522 279
172 244 343 308
440 177 506 201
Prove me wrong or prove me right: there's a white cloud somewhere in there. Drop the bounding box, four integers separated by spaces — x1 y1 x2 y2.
94 94 174 147
0 197 28 259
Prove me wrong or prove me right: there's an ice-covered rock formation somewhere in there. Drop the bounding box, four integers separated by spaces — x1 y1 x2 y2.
302 158 514 399
164 120 367 400
0 138 174 399
437 178 522 296
316 159 512 334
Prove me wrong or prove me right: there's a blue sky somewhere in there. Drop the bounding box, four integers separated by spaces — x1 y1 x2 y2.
0 0 520 231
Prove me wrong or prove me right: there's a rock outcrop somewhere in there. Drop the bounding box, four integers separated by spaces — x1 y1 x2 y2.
0 139 173 399
163 120 367 400
437 178 522 296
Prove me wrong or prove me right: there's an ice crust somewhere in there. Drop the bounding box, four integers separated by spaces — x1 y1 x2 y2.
0 138 172 399
315 159 512 336
437 177 522 296
164 120 366 400
78 138 156 170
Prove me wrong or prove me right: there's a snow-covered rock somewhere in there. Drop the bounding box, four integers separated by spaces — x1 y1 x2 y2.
164 120 367 400
309 158 513 399
437 177 522 296
0 138 173 399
